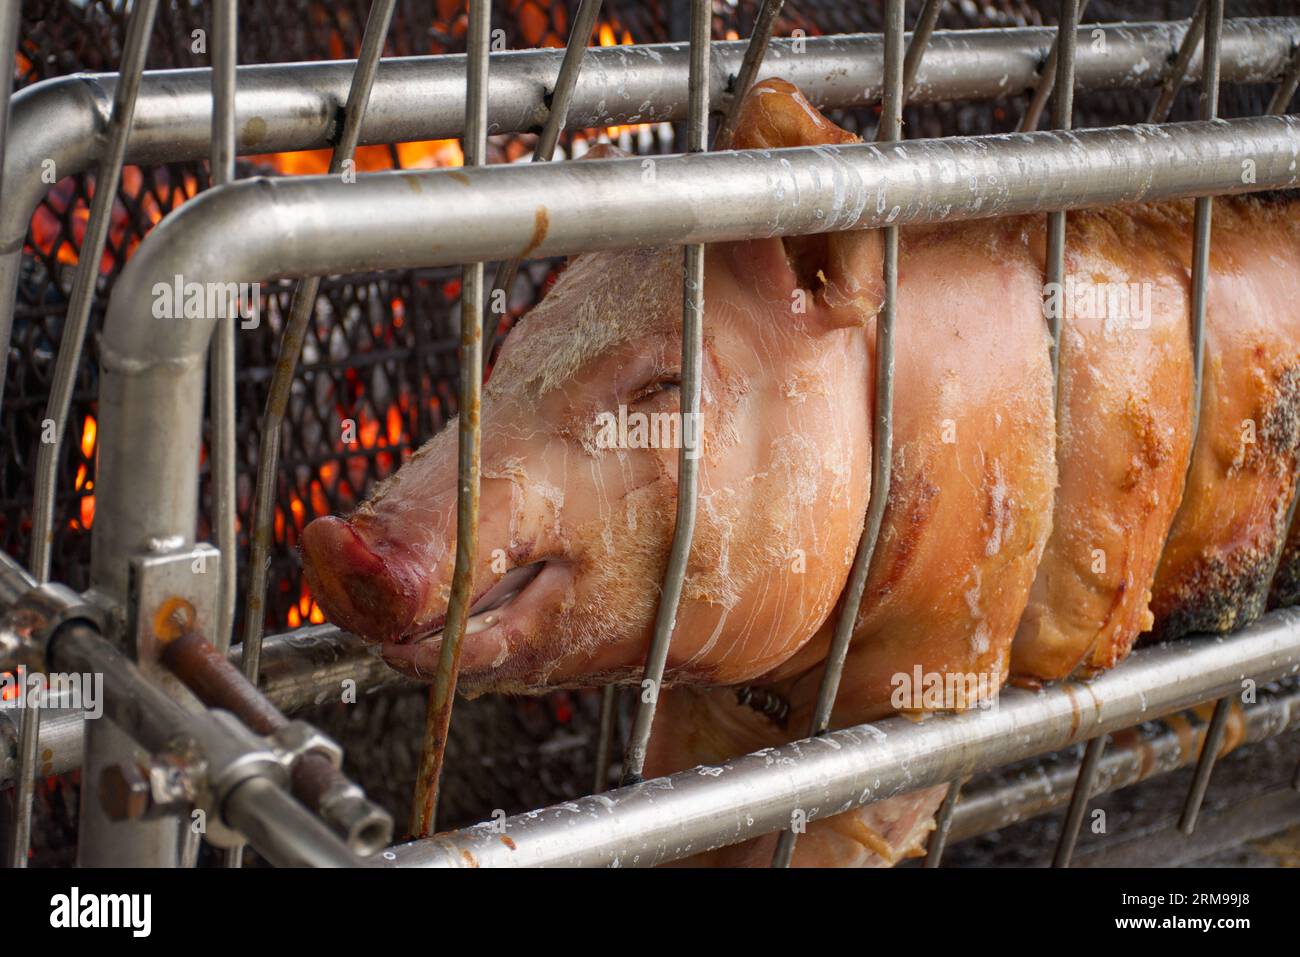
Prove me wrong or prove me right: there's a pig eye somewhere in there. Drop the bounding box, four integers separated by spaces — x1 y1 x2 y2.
628 373 681 405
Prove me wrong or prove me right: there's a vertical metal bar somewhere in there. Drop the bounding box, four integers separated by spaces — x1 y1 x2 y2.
239 0 397 682
409 0 491 839
7 691 38 868
28 0 160 582
1167 0 1225 839
1147 0 1208 124
1178 696 1231 833
486 0 603 372
208 0 238 661
712 0 785 151
1043 0 1098 868
900 0 945 102
0 0 26 870
1044 0 1077 384
593 684 617 793
1265 41 1300 116
1017 0 1088 134
771 0 904 868
619 0 711 788
922 776 963 868
0 0 20 414
229 0 396 868
1052 733 1106 867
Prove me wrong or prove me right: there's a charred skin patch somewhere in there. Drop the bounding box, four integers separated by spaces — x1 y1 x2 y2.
1152 363 1300 639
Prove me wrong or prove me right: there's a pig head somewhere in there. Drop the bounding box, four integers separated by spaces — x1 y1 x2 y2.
302 85 885 697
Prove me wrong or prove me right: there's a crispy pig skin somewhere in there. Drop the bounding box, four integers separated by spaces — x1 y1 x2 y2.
1149 198 1300 639
1011 207 1196 683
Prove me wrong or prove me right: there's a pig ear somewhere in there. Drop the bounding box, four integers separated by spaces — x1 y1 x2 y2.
724 78 883 330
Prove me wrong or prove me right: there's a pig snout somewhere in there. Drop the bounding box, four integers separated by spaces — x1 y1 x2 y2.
300 515 430 644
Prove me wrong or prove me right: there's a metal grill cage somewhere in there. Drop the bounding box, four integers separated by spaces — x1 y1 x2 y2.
1 0 1299 868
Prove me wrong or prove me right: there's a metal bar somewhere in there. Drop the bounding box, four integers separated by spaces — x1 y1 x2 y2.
1148 0 1208 124
28 0 159 582
772 0 904 869
205 2 239 762
3 17 1295 396
1039 0 1093 869
1167 0 1226 839
47 621 360 867
7 695 38 867
0 0 18 211
1044 0 1078 382
713 0 785 150
409 0 491 839
1177 695 1231 834
230 0 396 869
13 0 156 871
1267 39 1300 116
1018 0 1088 133
900 0 945 101
593 685 617 793
1051 733 1106 866
486 0 602 372
0 0 19 413
383 608 1300 868
620 0 711 789
89 116 1300 623
239 0 397 685
223 776 359 868
947 681 1300 845
208 0 238 665
922 776 963 867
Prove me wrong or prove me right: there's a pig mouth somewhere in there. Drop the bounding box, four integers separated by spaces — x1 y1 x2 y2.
380 559 570 679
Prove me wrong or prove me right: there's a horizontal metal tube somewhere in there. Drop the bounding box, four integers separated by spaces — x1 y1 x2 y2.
89 113 1300 606
0 624 407 787
223 775 359 868
947 680 1300 844
2 16 1297 344
0 708 84 786
46 621 359 866
381 607 1300 867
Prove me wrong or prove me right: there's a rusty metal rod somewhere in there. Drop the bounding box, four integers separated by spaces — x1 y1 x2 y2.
713 0 785 150
410 0 492 838
620 0 712 788
772 0 905 868
486 0 603 373
1149 0 1209 124
160 630 393 854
